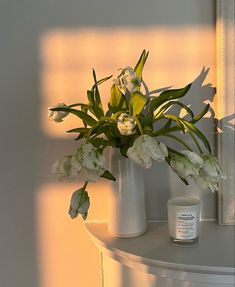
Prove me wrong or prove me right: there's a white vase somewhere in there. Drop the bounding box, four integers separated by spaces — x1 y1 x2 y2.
108 148 147 238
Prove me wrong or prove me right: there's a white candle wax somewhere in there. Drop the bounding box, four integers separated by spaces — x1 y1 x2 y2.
167 197 200 243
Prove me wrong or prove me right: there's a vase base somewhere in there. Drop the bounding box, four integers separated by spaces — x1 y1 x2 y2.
170 236 198 244
108 228 147 238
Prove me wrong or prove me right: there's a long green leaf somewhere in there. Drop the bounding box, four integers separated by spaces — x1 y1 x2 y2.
160 134 193 151
156 114 185 132
92 69 104 112
192 104 210 123
91 73 113 90
129 91 147 116
66 127 90 133
100 170 116 181
87 90 95 107
181 119 211 153
134 50 149 79
149 83 192 115
51 107 97 127
87 90 104 119
155 100 194 119
109 84 127 112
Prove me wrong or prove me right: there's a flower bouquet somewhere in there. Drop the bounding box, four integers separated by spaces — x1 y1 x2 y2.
49 50 226 220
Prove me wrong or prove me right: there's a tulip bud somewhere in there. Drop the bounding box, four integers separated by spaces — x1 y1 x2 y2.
48 103 69 122
68 189 90 219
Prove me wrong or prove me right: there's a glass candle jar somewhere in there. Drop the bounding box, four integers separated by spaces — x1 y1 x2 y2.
167 197 200 243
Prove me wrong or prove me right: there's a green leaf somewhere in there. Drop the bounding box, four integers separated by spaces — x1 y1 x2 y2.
51 107 97 127
109 84 127 112
129 91 148 116
90 138 115 150
160 134 193 151
155 100 194 119
87 90 95 107
91 73 112 90
165 150 189 185
100 170 116 181
66 127 90 133
152 119 172 136
139 114 153 133
81 105 88 127
149 83 192 115
134 50 149 80
181 119 211 153
87 90 103 119
192 104 210 123
157 114 185 132
69 103 88 109
92 70 103 106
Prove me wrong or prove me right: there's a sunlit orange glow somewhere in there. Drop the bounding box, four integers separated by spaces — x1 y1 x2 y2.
41 27 215 137
39 26 216 286
36 182 110 287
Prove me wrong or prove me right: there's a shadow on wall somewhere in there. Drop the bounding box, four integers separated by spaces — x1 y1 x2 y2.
0 1 218 287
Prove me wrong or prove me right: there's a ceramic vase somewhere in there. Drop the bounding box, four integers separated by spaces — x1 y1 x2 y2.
108 148 147 238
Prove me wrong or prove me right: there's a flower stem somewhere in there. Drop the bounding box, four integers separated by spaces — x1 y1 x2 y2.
160 134 193 151
134 116 144 135
83 181 88 190
188 131 203 154
141 79 150 97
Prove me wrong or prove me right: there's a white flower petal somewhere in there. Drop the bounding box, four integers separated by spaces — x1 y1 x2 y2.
181 150 203 168
48 103 69 122
117 113 136 136
170 154 199 179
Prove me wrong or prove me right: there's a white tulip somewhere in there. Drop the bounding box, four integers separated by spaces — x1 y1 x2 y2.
52 143 107 183
115 66 140 93
170 152 201 179
52 155 81 182
181 150 204 169
117 113 136 136
48 103 69 122
75 143 107 182
127 135 168 169
194 155 226 192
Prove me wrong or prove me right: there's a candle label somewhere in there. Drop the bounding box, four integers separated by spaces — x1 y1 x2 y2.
176 211 197 239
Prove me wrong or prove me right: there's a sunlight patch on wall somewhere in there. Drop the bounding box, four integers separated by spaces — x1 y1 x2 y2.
36 182 109 287
40 26 215 138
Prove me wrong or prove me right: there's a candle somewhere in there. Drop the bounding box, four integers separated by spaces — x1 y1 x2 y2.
167 197 200 243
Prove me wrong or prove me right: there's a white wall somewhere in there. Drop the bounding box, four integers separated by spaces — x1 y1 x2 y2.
0 1 216 286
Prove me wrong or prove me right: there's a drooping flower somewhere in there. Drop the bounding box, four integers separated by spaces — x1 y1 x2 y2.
127 135 168 169
48 103 69 122
114 66 140 93
52 143 107 183
74 143 107 182
52 155 81 182
170 151 203 179
68 188 90 219
181 150 204 169
194 155 226 192
117 113 136 136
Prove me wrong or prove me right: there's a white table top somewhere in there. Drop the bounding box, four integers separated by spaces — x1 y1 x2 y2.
84 221 235 275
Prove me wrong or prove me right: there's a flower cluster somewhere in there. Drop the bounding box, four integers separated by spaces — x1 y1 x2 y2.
48 50 225 219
